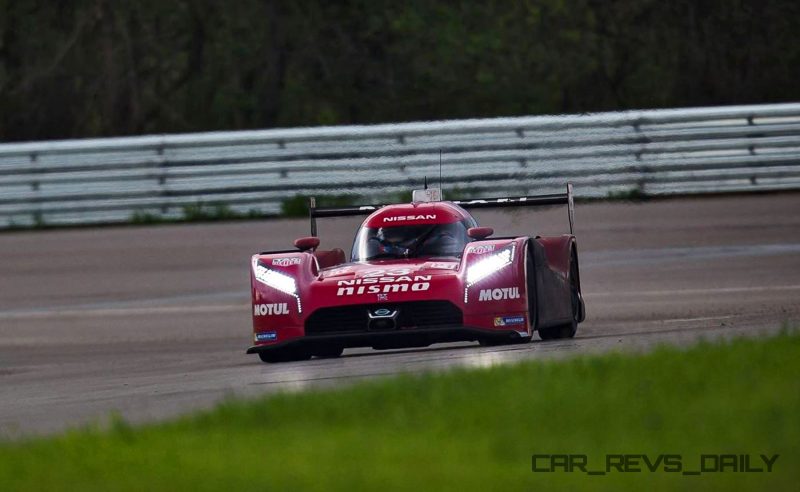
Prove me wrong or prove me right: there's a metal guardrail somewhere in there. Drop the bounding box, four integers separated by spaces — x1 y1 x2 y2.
1 102 799 228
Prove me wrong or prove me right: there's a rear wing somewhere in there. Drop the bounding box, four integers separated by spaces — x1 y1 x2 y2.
309 183 575 236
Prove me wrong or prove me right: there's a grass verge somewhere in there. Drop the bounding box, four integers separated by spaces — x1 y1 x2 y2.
1 332 798 491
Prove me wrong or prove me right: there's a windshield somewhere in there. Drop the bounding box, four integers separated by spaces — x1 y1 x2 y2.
352 221 471 261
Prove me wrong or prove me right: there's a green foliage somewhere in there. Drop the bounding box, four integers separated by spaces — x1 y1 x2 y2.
280 194 359 217
443 187 481 201
0 331 798 490
130 210 164 225
383 190 413 204
180 202 238 221
31 211 45 228
280 195 314 218
0 1 798 141
606 187 648 201
130 203 264 225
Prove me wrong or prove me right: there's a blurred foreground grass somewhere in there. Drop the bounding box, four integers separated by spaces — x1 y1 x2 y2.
1 331 798 491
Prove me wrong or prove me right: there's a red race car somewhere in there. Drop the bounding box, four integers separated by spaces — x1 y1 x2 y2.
247 185 585 363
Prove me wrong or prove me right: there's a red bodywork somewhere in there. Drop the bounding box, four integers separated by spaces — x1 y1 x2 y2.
247 200 583 356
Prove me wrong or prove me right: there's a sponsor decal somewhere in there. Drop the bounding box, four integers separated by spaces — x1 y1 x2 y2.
362 268 412 277
494 315 526 327
426 262 458 270
336 274 432 296
325 266 352 276
338 283 430 296
377 293 389 301
383 214 437 222
272 257 301 267
468 244 496 254
479 287 521 301
255 331 278 342
253 303 290 316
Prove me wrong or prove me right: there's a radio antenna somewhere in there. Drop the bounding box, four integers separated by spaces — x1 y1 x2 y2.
439 149 443 197
424 175 428 190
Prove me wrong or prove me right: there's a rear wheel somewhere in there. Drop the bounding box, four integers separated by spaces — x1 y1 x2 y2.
538 248 579 340
258 347 312 363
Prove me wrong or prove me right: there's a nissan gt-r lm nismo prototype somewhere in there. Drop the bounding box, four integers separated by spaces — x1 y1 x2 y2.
247 186 585 363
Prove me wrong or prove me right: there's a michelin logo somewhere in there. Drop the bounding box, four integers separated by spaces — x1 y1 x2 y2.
479 287 521 301
255 331 278 342
253 303 290 316
494 316 526 327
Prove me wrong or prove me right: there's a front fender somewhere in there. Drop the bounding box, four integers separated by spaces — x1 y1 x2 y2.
250 252 316 344
462 237 530 317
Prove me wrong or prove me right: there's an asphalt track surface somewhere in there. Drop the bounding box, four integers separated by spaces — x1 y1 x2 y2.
1 193 799 436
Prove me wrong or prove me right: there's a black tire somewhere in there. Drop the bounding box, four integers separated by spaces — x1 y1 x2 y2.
311 346 344 358
538 248 580 340
525 245 538 340
258 347 312 363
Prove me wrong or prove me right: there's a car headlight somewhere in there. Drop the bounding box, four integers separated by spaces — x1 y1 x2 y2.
252 259 297 295
466 246 514 286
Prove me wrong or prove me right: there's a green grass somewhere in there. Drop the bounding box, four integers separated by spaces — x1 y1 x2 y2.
1 332 798 491
280 194 361 217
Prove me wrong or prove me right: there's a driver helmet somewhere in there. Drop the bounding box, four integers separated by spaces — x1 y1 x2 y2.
376 226 411 255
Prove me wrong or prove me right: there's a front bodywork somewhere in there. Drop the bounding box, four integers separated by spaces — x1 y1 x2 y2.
247 234 578 355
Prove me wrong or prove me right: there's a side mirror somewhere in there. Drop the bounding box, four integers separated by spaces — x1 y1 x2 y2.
294 236 320 252
467 227 494 240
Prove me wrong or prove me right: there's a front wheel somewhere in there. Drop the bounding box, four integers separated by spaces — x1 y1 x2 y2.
537 320 577 340
538 248 580 340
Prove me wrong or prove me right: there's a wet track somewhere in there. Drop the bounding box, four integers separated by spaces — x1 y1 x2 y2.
1 193 799 436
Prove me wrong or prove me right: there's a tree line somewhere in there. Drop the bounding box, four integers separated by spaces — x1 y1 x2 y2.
0 0 797 142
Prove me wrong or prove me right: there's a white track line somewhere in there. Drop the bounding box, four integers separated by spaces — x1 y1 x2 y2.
0 303 248 320
662 315 738 323
585 284 800 298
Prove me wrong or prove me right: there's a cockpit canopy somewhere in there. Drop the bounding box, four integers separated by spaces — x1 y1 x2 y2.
352 219 474 261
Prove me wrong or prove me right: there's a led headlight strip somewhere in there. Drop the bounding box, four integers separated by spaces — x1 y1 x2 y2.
464 244 515 303
466 245 514 286
252 258 302 313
